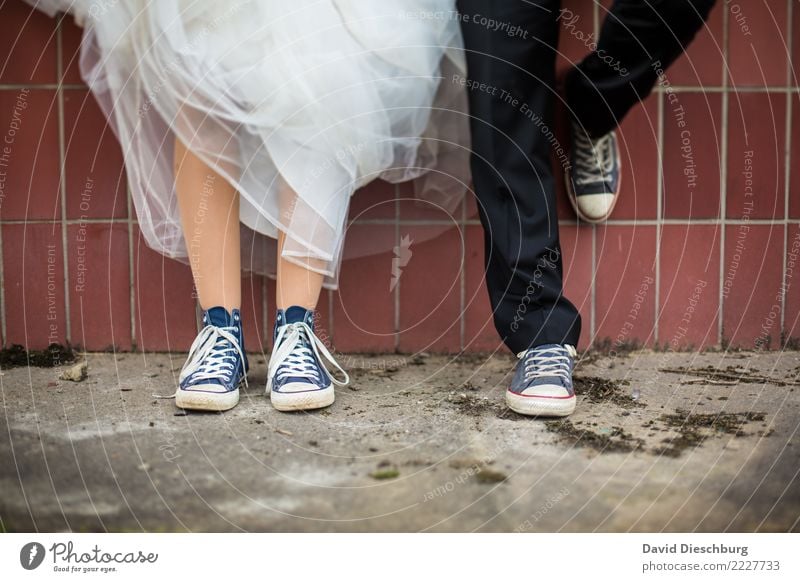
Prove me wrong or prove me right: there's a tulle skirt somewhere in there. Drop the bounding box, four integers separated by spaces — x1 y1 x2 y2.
28 0 470 287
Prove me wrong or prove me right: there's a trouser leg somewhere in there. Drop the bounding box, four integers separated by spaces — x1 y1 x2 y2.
565 0 717 137
458 0 581 353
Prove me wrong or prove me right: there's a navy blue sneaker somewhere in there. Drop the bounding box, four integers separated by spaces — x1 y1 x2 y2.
506 344 577 417
267 306 349 411
176 306 249 412
566 119 621 223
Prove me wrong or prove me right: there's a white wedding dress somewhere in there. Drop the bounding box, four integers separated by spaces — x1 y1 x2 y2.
26 0 469 287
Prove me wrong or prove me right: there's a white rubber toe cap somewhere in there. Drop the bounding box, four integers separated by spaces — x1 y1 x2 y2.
275 381 324 393
517 383 572 398
576 193 616 222
506 388 576 417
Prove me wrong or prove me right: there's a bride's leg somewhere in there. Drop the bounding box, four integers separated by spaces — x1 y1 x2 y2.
276 229 324 310
275 185 324 310
269 184 345 412
172 135 247 413
173 136 241 311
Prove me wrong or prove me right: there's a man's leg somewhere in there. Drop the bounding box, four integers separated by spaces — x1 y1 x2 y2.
563 0 716 222
566 0 717 137
459 0 581 417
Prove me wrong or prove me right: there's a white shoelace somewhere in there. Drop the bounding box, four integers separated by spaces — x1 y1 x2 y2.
269 322 349 387
516 345 576 382
178 325 248 388
573 124 615 186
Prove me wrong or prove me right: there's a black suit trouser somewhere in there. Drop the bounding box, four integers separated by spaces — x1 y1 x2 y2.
457 0 714 352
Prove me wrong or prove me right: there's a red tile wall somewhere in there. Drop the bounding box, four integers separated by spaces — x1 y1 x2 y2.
662 92 723 219
2 0 799 354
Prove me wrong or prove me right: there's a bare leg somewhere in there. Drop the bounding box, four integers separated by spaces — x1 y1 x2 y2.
275 185 324 310
173 136 241 312
269 183 347 413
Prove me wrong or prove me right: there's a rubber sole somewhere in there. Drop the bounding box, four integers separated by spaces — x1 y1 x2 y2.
565 138 622 224
506 390 576 417
175 385 240 412
268 379 335 412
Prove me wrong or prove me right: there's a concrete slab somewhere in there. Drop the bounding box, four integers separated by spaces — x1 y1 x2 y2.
1 350 798 532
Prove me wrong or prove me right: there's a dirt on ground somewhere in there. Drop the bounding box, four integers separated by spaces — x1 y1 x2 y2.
0 347 798 532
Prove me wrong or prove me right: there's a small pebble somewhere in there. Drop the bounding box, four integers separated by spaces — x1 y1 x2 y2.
60 360 88 382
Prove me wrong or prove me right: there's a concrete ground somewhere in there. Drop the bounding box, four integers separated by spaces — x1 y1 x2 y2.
1 349 798 532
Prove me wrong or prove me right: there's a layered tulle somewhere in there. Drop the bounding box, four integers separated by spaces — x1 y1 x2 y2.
26 0 470 287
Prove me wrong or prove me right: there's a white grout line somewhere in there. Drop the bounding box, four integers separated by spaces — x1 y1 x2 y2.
394 184 400 352
657 86 800 93
590 212 597 344
2 218 139 225
3 218 798 227
590 0 599 346
224 218 800 227
654 85 664 345
781 0 793 344
56 17 71 346
126 181 135 349
718 0 730 346
0 83 86 90
262 235 268 350
0 182 4 346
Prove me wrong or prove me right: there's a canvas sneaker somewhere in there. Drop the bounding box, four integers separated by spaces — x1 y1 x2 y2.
566 119 621 223
176 306 249 412
506 343 577 417
267 306 349 411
